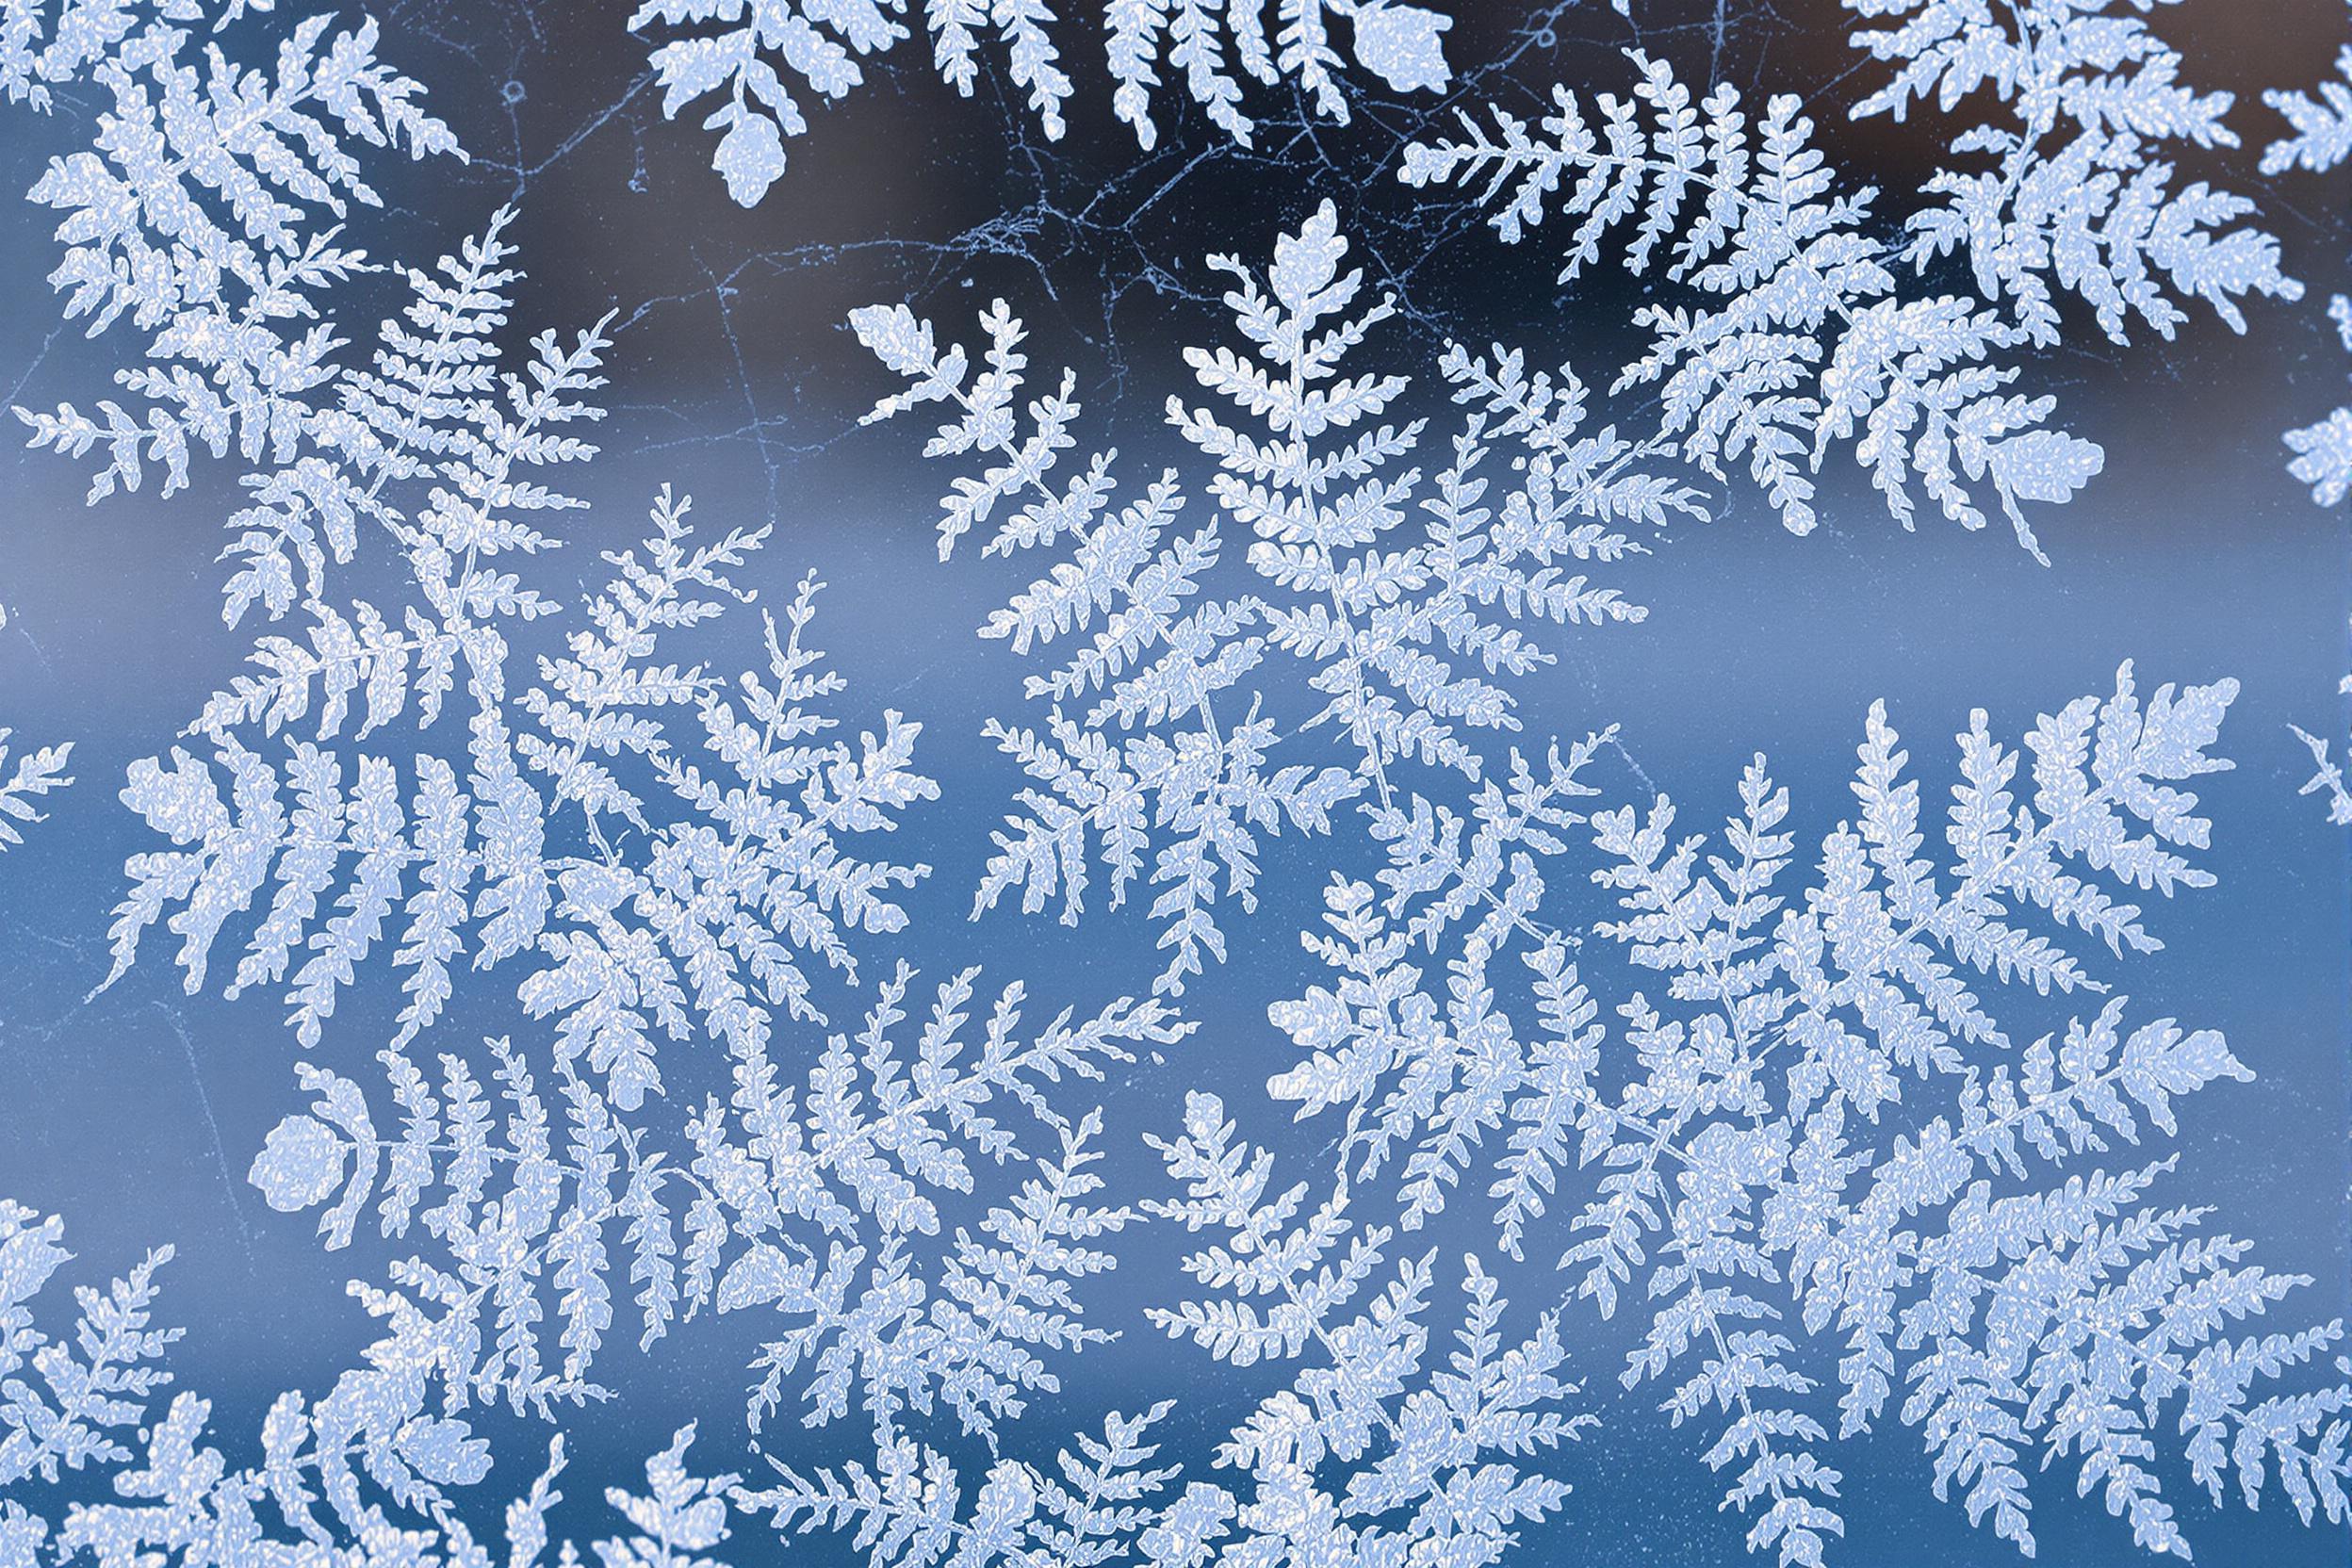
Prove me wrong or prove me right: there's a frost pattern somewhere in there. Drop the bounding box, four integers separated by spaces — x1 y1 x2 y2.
855 201 1701 991
2283 296 2351 825
629 0 1454 206
737 1397 1201 1568
2294 711 2352 826
1258 663 2352 1562
1405 5 2310 559
1838 0 2298 346
2284 296 2352 513
0 1197 744 1568
2260 2 2352 820
1139 1093 1593 1566
737 1109 1594 1568
6 0 465 504
0 4 2342 1568
0 729 72 855
2262 0 2351 516
73 207 1201 1472
1399 52 2102 559
2262 9 2352 182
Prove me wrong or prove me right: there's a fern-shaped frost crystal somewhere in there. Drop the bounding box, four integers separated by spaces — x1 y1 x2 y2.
14 9 2346 1568
1842 0 2299 346
739 1398 1202 1568
10 1 464 502
0 730 71 854
0 1198 747 1567
109 484 931 1073
855 202 1700 991
1139 1089 1595 1568
250 966 1182 1430
630 0 1453 205
1261 665 2352 1562
106 479 1011 1416
1401 51 2103 558
2262 10 2352 181
2261 5 2352 820
70 185 1218 1501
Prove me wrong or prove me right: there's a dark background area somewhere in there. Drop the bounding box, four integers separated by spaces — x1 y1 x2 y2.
0 1 2345 1562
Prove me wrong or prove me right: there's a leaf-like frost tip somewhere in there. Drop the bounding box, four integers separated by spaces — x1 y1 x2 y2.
1351 3 1452 95
712 113 786 207
248 1115 347 1213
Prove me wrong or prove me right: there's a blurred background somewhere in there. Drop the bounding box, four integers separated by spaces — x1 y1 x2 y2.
0 0 2344 1561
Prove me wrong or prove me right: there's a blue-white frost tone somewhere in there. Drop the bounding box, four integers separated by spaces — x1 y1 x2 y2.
0 1 2344 1567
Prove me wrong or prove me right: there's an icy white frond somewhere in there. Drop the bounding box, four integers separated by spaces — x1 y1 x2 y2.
710 980 1181 1441
203 207 611 635
1140 1090 1594 1566
8 1 464 503
2294 722 2352 827
0 1198 744 1568
738 1399 1199 1568
2286 295 2352 511
1401 50 2104 558
1843 0 2300 344
55 175 1212 1512
242 961 1184 1425
630 0 1454 206
0 729 71 854
2282 296 2351 824
105 473 1124 1437
1255 662 2352 1562
107 487 927 1068
856 202 1701 991
6 8 2341 1568
2263 35 2352 178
